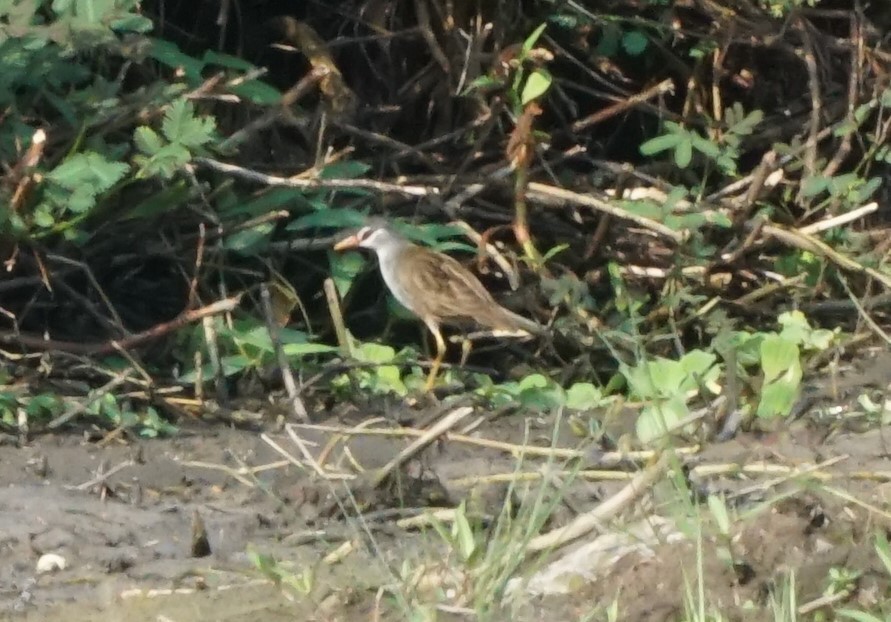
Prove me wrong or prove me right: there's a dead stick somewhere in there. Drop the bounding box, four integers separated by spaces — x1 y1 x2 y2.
0 295 242 355
260 285 308 421
527 452 671 552
370 407 473 488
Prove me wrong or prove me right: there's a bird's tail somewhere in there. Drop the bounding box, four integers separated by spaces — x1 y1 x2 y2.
490 306 545 336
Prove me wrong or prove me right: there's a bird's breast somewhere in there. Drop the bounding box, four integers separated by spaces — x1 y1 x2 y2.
377 248 421 316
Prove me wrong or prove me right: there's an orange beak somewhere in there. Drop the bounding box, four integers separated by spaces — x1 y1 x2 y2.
333 234 361 251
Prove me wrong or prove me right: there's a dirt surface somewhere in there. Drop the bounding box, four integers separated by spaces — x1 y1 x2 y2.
2 396 891 621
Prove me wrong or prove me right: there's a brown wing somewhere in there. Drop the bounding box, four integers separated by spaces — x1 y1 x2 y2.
402 246 533 331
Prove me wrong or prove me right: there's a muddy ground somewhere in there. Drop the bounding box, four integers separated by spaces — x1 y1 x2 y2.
2 390 891 621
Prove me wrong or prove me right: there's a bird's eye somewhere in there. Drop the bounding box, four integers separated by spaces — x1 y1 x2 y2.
356 227 372 242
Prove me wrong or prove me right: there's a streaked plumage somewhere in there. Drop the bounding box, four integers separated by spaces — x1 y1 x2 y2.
334 221 541 390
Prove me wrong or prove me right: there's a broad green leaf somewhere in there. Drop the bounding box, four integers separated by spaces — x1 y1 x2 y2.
760 335 800 384
800 175 829 197
110 13 153 33
756 377 798 418
177 354 253 382
621 30 648 55
636 397 689 443
318 160 371 180
521 68 551 105
354 342 396 364
148 38 204 82
226 188 308 218
121 181 191 220
565 382 603 410
518 373 549 391
777 310 810 345
287 207 368 231
370 365 407 396
329 250 366 297
223 222 274 253
620 361 655 398
648 359 688 397
231 80 282 105
519 384 565 410
679 350 718 383
202 50 254 71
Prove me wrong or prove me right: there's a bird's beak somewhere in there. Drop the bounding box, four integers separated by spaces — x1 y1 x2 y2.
333 234 360 251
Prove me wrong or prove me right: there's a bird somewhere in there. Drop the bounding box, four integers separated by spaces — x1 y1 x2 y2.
333 220 542 391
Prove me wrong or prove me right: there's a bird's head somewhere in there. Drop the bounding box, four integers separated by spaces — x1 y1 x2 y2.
333 221 404 253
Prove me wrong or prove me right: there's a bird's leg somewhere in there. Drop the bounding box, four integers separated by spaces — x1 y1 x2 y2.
423 319 446 392
459 337 473 367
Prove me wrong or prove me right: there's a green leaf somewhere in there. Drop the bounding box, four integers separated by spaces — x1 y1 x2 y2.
648 359 688 397
121 181 191 220
329 250 366 297
370 365 407 396
621 30 648 56
68 186 96 213
148 38 204 82
231 80 282 105
202 50 254 71
674 137 693 168
800 175 829 198
777 310 810 345
756 377 798 418
640 132 683 156
521 68 551 105
224 222 275 254
110 13 154 33
565 383 603 410
223 188 306 218
518 373 549 391
636 397 689 443
287 207 368 231
354 342 396 364
690 133 721 158
318 160 372 180
679 350 718 381
760 335 800 384
134 126 164 155
162 99 215 148
48 151 129 191
522 23 547 54
461 75 503 95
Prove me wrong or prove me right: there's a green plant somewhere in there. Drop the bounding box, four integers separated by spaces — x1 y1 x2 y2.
622 349 720 443
248 548 315 597
640 104 763 174
177 318 336 385
464 23 554 112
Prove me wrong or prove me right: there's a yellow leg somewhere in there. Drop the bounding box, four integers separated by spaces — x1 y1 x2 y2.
459 338 473 367
423 320 446 392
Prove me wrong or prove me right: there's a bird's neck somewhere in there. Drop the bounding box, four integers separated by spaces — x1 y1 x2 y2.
373 239 419 312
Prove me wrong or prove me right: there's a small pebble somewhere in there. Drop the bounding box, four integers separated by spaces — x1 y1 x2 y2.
36 553 67 574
